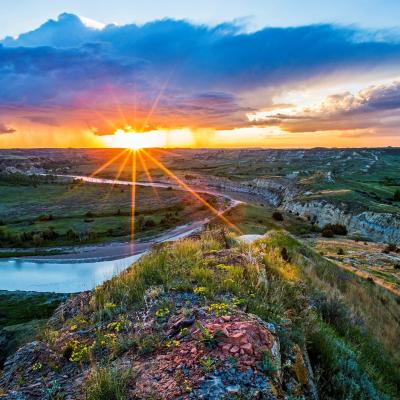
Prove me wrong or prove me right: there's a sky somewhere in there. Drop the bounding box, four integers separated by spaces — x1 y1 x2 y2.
1 0 400 148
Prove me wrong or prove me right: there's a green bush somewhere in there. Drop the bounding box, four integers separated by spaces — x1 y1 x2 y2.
322 223 348 236
321 226 334 238
383 243 398 253
272 211 284 221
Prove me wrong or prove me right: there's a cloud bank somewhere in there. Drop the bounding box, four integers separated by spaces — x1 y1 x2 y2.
1 13 400 136
252 80 400 134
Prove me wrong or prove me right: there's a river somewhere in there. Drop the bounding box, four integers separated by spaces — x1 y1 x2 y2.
0 175 240 293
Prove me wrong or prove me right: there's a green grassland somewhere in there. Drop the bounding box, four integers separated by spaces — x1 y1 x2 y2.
0 178 218 248
65 148 400 216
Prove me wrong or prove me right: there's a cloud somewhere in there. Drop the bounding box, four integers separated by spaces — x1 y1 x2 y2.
251 80 400 134
2 14 400 133
0 122 16 134
23 115 59 126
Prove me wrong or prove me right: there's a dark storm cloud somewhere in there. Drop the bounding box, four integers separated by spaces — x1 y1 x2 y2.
2 13 400 130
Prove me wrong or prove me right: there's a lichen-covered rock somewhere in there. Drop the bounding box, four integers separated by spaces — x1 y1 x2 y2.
0 290 313 399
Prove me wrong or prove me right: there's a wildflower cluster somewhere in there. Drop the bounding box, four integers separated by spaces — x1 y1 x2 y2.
208 302 229 317
179 327 190 337
107 321 124 332
155 307 170 319
68 315 88 331
94 331 117 348
67 340 91 363
165 339 180 349
216 264 232 272
32 362 42 372
193 287 207 296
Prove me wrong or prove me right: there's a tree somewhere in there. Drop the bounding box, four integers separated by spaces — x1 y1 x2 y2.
272 211 284 221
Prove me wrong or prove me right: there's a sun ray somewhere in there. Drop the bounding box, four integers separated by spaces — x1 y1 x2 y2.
138 72 172 132
97 149 132 210
90 108 118 132
137 150 161 201
130 150 137 245
89 148 130 178
57 148 130 203
108 86 129 129
141 149 241 233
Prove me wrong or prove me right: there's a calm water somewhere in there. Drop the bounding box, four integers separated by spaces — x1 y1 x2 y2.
0 175 236 294
0 254 142 293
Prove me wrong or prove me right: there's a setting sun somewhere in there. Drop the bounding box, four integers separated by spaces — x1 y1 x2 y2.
102 129 164 149
101 127 197 149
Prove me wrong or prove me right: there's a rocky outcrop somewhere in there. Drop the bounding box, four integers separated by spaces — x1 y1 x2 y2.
0 289 315 400
284 200 400 244
204 175 400 244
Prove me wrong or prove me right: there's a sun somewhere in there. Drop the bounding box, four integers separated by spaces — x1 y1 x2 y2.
102 129 164 150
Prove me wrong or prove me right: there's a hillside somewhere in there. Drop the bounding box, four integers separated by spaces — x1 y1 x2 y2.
1 228 399 399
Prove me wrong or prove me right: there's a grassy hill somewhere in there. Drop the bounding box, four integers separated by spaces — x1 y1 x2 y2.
1 228 399 399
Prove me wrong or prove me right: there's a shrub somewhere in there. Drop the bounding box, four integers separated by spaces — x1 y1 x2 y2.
337 248 345 255
137 215 145 230
393 190 400 201
66 229 78 241
144 218 156 229
383 243 397 253
272 211 284 221
280 247 290 262
41 227 59 240
321 223 347 237
394 263 400 270
321 227 334 238
32 234 44 247
85 367 130 400
37 214 53 222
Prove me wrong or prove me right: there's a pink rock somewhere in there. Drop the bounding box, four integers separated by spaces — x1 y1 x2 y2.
230 345 240 353
191 347 197 354
230 331 245 339
240 336 249 345
222 344 232 353
241 343 253 355
222 327 230 337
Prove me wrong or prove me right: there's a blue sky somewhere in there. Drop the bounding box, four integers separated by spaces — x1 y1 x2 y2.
1 1 400 148
1 0 400 39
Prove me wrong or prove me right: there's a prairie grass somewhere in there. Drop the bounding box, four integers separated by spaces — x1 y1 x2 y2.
88 228 399 398
85 366 130 400
259 230 400 395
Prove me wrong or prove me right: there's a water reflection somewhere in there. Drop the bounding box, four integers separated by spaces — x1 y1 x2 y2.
0 254 142 293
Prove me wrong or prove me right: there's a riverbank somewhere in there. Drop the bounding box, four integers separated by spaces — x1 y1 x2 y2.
0 291 68 366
